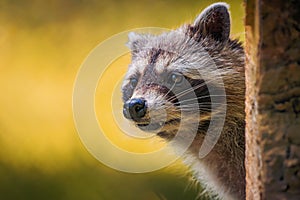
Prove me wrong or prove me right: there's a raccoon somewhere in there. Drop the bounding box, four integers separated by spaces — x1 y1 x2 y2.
122 3 245 200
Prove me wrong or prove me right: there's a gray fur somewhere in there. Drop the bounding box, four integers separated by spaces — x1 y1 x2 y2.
122 3 245 199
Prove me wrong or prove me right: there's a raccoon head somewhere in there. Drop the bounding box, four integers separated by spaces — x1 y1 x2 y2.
121 3 244 139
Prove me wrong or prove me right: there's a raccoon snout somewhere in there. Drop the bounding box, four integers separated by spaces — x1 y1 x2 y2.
123 98 147 121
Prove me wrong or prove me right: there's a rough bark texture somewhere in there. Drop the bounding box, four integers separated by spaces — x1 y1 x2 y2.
245 0 300 199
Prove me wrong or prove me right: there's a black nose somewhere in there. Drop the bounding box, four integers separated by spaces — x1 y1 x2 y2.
123 98 147 121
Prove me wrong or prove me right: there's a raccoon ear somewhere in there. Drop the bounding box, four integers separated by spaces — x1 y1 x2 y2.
126 32 147 53
191 2 230 42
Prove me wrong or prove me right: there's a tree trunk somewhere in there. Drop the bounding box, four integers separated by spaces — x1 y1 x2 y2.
245 0 300 199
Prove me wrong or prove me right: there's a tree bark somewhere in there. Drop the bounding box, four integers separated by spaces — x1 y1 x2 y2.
245 0 300 199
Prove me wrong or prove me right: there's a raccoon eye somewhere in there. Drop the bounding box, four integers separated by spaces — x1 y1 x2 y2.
129 78 138 88
169 73 183 85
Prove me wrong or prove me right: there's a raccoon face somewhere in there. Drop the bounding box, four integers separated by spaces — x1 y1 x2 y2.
121 46 216 139
122 3 238 138
122 51 211 136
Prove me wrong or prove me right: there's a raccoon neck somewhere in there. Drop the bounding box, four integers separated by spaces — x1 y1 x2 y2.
183 110 246 200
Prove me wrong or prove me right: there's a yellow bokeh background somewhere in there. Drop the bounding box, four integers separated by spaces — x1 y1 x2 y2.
0 0 244 199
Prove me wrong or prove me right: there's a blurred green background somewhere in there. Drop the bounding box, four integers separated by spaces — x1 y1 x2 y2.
0 0 244 199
